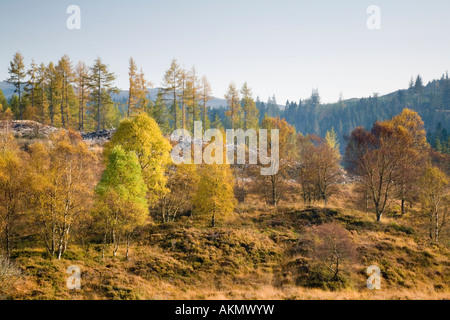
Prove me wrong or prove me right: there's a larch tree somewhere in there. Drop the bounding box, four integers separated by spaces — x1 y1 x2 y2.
325 127 340 152
186 67 200 133
89 57 118 131
241 82 259 130
178 68 188 130
25 59 39 119
200 75 212 131
56 55 74 128
95 145 148 259
7 52 26 120
127 57 138 118
225 82 242 129
162 59 182 130
46 62 59 126
137 68 151 112
74 61 90 132
127 58 151 117
36 63 48 124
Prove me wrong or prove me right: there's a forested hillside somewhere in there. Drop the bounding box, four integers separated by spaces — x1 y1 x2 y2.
212 76 450 154
1 52 449 155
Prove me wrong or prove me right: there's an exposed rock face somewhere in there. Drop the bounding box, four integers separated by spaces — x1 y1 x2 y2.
81 129 116 144
0 120 59 139
0 120 116 145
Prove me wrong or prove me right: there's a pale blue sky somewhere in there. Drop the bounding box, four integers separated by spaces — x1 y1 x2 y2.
1 0 449 103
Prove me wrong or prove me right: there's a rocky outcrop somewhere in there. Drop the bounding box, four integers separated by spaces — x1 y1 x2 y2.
0 120 59 139
81 129 116 143
0 120 116 145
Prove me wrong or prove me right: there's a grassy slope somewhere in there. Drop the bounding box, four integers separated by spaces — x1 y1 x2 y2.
6 193 450 300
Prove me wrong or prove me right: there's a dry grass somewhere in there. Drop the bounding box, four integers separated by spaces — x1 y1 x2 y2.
3 182 450 300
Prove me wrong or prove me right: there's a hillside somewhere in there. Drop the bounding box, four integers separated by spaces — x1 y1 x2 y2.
5 194 450 300
0 112 448 301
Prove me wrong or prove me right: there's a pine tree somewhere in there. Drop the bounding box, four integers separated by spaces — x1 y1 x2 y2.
147 89 170 133
211 113 224 130
415 75 424 108
7 52 26 120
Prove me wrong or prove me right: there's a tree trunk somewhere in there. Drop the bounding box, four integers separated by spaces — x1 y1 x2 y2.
102 232 107 259
435 210 439 242
97 70 101 131
18 83 22 120
271 176 277 206
365 191 369 214
126 234 130 260
5 210 10 258
376 204 382 222
173 84 177 130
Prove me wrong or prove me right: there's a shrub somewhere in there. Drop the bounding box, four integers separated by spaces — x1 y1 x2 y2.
0 255 21 296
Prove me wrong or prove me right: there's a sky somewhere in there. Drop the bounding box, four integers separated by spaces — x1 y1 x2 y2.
1 0 450 104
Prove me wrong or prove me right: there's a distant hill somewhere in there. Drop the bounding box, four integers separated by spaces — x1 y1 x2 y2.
0 81 284 110
2 78 448 152
110 87 230 110
0 81 15 98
